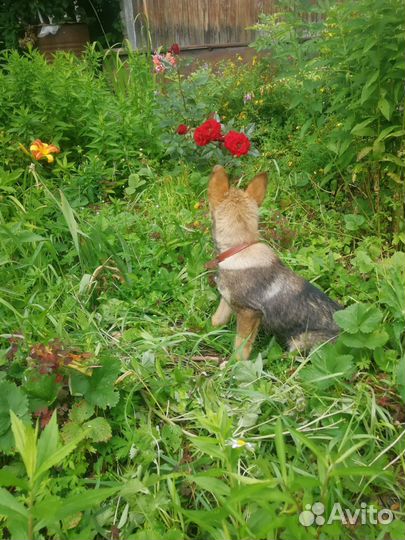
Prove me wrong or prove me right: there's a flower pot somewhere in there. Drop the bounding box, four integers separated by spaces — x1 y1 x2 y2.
37 23 90 60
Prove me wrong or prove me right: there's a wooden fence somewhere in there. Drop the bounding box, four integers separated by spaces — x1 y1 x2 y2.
121 0 278 50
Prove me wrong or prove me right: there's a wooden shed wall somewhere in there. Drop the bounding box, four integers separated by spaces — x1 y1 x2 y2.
128 0 277 49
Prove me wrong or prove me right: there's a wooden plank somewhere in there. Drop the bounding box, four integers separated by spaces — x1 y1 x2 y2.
124 0 277 49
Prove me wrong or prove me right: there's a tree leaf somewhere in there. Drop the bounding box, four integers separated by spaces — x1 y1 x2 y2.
350 118 375 136
378 97 391 120
37 411 59 472
190 476 231 498
10 412 37 481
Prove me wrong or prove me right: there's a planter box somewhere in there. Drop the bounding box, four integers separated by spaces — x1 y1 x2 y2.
37 23 90 60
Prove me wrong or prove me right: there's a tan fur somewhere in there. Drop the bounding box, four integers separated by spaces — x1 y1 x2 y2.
208 166 269 360
209 166 267 253
207 165 341 360
212 297 233 326
246 173 268 206
234 309 261 361
208 166 230 208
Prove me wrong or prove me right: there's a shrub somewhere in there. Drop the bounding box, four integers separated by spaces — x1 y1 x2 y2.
0 47 162 202
252 0 405 237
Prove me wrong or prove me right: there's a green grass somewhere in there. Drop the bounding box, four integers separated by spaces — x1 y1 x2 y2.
1 160 404 539
0 14 404 537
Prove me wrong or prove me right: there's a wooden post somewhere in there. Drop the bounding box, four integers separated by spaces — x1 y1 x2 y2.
120 0 137 48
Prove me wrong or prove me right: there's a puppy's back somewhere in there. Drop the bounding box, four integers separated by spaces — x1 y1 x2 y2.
218 246 341 350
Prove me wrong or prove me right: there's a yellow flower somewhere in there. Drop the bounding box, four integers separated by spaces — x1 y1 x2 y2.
30 139 60 163
235 439 246 447
193 202 201 210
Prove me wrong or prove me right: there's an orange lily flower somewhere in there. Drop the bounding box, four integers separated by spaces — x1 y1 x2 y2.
30 139 60 163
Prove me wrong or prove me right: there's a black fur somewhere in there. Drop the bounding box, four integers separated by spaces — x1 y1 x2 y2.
218 260 342 350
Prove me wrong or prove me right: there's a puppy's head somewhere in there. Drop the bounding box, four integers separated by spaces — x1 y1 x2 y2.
208 165 268 250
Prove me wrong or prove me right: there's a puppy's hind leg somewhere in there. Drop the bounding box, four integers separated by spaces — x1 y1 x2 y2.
212 297 233 327
234 308 261 361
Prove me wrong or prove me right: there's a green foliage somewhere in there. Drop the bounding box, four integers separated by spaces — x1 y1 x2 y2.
0 47 161 203
69 356 121 408
253 0 327 72
0 381 29 452
251 0 405 235
1 411 119 539
62 401 112 443
299 346 354 389
0 11 404 538
335 303 383 333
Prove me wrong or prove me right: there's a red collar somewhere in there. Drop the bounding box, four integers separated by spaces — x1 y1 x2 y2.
205 242 258 270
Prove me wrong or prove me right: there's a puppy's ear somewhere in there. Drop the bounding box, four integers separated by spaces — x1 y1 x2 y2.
208 165 229 207
246 173 268 206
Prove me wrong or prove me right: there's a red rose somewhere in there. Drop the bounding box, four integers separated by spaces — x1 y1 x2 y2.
169 43 180 55
223 131 251 157
193 119 223 146
176 124 188 135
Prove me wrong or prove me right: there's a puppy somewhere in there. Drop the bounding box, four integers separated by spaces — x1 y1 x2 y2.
207 165 342 360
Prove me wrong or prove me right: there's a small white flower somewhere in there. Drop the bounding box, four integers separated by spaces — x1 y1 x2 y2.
227 438 255 450
129 444 137 460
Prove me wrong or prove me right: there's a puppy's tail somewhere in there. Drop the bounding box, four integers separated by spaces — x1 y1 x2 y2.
288 330 339 353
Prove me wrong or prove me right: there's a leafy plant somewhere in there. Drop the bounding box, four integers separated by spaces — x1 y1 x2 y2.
252 0 405 237
0 16 405 539
62 400 112 443
69 356 121 408
0 381 29 452
0 411 119 539
334 303 389 349
299 345 354 390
